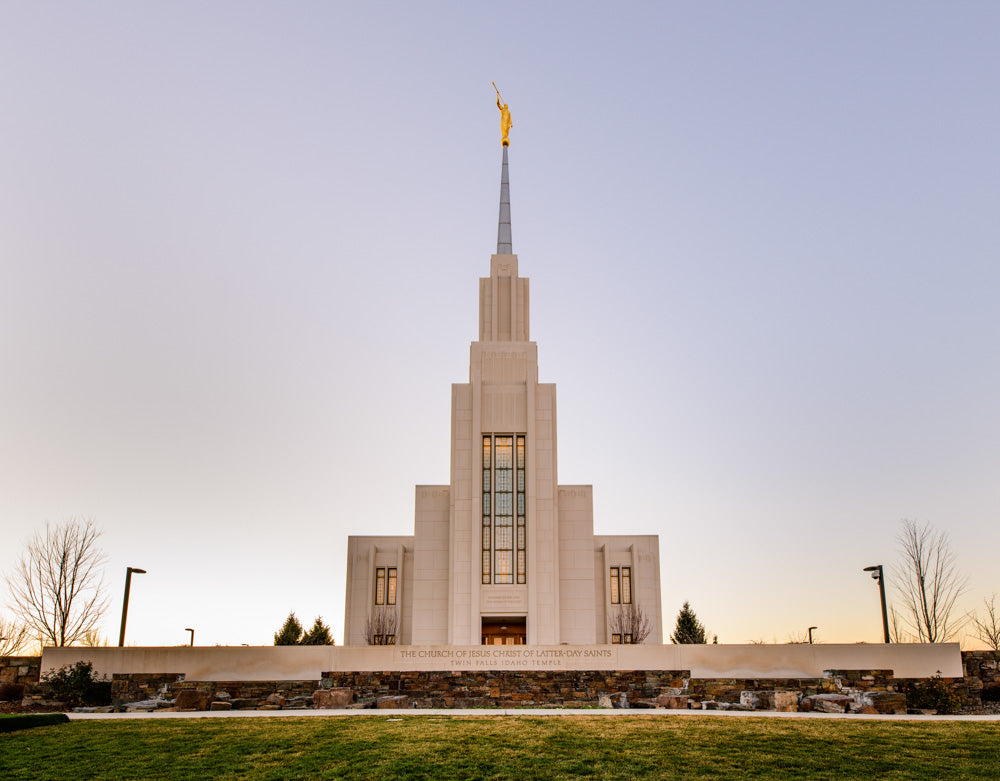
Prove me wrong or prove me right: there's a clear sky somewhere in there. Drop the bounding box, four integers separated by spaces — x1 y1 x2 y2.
1 2 997 649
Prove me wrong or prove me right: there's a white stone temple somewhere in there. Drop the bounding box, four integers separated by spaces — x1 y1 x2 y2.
343 146 662 646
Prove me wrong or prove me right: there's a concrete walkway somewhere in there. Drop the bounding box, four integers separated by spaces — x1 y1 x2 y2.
67 707 1000 722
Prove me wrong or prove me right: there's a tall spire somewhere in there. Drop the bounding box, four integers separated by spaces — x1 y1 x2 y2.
497 145 512 254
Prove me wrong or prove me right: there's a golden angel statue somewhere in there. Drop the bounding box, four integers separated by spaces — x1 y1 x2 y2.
493 82 512 147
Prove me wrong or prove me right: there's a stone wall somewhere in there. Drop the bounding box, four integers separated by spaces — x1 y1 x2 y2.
0 656 41 687
15 650 999 710
962 650 1000 703
111 673 186 704
319 670 689 708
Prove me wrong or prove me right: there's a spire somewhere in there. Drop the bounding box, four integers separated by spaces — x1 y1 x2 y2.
496 145 512 254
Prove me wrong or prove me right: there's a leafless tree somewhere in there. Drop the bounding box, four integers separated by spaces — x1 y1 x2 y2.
6 519 109 647
365 606 399 645
973 595 1000 653
888 605 913 643
0 615 29 655
892 519 967 643
610 603 652 644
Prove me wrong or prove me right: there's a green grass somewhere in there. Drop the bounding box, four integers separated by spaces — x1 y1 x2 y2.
1 715 998 779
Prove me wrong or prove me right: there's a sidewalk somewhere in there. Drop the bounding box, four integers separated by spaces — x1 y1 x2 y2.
67 707 1000 722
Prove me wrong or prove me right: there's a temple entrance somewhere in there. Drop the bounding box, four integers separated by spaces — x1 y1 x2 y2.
481 617 527 645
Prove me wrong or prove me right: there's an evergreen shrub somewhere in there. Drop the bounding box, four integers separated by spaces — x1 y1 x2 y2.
41 661 111 708
901 676 962 714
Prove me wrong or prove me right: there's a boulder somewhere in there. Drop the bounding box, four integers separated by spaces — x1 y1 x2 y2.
598 694 613 709
810 694 853 713
209 701 232 711
866 692 907 715
773 691 800 712
265 693 286 708
655 694 689 710
173 690 213 711
377 695 409 709
313 688 353 709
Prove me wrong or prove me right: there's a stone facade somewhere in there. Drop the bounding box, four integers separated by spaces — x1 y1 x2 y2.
962 650 1000 703
0 656 40 687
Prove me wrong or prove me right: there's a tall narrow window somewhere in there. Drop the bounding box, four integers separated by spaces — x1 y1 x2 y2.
482 433 526 585
387 567 397 606
609 565 632 605
375 568 386 605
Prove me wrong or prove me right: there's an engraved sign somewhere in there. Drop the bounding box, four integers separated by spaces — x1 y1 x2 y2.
481 588 528 612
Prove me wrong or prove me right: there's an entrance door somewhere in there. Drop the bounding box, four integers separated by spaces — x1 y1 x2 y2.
481 617 526 645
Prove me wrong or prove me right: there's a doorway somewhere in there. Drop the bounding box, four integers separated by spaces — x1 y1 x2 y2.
481 616 527 645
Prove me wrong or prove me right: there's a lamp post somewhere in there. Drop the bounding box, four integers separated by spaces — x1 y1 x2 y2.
185 628 194 647
808 626 817 644
118 566 147 647
863 565 890 643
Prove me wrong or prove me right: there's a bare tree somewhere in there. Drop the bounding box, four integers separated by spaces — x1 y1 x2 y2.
6 519 109 647
973 595 1000 653
0 615 29 655
365 606 398 645
888 605 913 644
892 519 967 643
610 603 652 644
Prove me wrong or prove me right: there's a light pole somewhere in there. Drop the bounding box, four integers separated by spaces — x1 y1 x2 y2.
863 565 890 643
808 626 817 644
185 628 194 647
118 566 147 647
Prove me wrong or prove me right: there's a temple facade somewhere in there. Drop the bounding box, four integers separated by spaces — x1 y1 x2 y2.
343 147 662 646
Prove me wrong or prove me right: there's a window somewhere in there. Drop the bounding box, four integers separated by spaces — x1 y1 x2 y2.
611 633 621 644
609 566 632 605
482 434 526 585
387 567 397 606
373 634 396 645
375 567 397 606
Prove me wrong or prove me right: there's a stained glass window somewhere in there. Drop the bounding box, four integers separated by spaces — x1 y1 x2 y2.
482 433 526 585
387 567 397 606
375 568 386 605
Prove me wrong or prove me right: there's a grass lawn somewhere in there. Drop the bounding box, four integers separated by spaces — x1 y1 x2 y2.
1 714 998 779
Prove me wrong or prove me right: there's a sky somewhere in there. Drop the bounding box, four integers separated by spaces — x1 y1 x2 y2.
1 2 997 650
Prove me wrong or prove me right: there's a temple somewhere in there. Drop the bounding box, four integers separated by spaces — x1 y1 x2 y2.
343 145 662 646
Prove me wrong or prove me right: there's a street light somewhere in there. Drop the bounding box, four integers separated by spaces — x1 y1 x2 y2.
185 628 195 647
863 565 890 643
808 626 817 644
118 566 147 647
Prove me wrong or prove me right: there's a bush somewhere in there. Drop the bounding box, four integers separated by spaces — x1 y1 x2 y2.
0 683 25 702
0 713 70 732
901 676 962 715
41 661 111 708
981 683 1000 702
